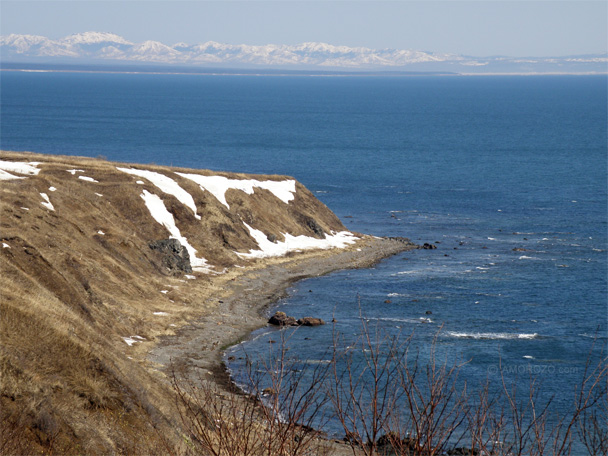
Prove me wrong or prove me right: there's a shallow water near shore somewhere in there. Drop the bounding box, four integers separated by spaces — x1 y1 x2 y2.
2 72 607 442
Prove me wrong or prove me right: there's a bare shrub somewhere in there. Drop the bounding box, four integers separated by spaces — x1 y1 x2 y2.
327 318 607 456
172 316 607 456
328 318 409 455
171 331 334 456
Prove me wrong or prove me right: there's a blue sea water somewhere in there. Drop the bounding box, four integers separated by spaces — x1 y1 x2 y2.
2 71 606 441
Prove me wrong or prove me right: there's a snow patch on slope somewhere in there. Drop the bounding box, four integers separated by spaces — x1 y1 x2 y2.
117 167 201 219
78 176 99 183
176 173 296 209
139 190 211 272
40 193 54 211
0 160 41 179
237 223 357 259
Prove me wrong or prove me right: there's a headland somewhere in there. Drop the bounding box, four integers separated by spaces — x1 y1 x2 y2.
0 150 416 454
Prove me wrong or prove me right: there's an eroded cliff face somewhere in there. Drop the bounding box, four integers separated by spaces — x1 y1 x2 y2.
0 151 359 454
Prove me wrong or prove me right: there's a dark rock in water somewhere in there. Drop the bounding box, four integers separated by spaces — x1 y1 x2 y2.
267 234 278 243
262 387 277 395
375 433 419 452
297 317 325 327
420 243 437 250
447 447 479 456
390 236 415 245
426 310 432 314
149 238 192 274
268 311 298 326
269 312 325 327
513 247 531 252
384 299 392 304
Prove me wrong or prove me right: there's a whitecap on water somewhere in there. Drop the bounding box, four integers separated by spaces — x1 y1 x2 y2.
445 331 539 340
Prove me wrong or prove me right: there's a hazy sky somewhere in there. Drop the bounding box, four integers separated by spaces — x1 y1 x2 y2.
1 1 606 57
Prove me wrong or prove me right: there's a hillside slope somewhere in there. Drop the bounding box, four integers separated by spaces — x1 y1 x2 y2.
0 151 375 454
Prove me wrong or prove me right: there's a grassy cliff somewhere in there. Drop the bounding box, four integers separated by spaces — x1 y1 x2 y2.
0 151 356 454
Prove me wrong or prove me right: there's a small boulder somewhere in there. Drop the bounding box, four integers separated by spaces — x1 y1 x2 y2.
262 387 277 396
421 243 437 250
297 317 326 327
268 311 298 326
447 447 479 456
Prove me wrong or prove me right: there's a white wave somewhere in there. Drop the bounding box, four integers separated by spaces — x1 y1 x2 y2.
371 316 432 325
523 355 535 359
579 333 608 340
519 255 539 260
445 331 539 340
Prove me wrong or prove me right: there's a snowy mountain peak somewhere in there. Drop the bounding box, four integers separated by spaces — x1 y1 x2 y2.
62 32 133 46
1 32 606 73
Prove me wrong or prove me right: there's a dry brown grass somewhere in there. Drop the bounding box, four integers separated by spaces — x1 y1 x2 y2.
0 150 360 454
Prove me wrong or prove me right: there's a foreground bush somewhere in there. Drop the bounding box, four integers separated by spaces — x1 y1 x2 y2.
173 321 607 456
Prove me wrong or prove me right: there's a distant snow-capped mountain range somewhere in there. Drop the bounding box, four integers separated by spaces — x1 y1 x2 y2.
1 31 606 73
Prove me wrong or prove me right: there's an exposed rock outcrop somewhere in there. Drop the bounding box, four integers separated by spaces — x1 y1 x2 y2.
149 238 192 274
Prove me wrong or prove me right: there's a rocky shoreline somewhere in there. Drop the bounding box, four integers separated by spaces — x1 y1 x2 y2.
146 235 417 453
148 235 416 389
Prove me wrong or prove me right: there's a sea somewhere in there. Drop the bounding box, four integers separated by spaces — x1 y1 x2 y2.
1 70 606 444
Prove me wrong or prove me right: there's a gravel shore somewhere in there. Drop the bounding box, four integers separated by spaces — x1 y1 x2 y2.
147 236 416 453
149 235 416 387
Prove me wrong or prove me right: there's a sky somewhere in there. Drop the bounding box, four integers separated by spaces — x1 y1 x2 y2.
1 1 606 57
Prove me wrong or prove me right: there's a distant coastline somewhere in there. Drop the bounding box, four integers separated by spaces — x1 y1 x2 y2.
0 61 459 77
3 62 607 77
